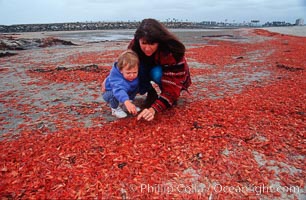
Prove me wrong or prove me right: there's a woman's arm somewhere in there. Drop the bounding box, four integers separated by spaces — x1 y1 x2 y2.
151 59 191 113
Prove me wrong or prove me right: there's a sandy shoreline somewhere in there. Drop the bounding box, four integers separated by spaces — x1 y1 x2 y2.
1 27 305 132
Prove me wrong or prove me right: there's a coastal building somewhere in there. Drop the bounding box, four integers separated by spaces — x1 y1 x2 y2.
263 21 292 27
295 18 304 26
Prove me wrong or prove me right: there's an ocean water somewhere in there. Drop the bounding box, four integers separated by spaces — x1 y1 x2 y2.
49 29 135 43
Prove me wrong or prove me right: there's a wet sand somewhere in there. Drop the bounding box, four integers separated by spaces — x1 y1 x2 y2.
1 26 305 134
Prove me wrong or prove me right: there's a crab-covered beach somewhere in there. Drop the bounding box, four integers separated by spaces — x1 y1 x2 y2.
0 27 305 199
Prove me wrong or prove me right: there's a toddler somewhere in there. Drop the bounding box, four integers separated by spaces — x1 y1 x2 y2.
102 50 140 118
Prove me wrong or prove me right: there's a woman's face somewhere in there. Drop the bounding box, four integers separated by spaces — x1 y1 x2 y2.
139 38 158 56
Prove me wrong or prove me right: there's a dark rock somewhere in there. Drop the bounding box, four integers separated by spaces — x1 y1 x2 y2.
0 51 17 58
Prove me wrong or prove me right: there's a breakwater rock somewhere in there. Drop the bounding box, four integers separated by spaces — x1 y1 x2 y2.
0 35 76 51
0 21 206 33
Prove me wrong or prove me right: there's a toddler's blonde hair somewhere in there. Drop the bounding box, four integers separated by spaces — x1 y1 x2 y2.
117 49 139 71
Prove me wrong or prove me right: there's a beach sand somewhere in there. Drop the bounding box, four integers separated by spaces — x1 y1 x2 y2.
0 27 305 199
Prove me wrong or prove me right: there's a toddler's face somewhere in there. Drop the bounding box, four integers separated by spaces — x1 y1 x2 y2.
121 65 138 81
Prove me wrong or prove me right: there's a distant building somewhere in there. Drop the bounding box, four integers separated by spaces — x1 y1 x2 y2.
200 21 217 26
263 21 292 27
295 18 304 26
251 20 260 27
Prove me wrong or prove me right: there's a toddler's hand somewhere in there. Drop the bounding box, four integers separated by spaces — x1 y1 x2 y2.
124 100 137 115
101 79 106 92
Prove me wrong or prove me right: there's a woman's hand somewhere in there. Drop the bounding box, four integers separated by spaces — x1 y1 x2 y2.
137 108 155 121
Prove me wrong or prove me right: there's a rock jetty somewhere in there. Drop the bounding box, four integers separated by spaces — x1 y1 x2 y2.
0 35 76 51
0 21 205 33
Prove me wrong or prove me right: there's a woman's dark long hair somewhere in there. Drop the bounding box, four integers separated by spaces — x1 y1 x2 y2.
132 18 185 62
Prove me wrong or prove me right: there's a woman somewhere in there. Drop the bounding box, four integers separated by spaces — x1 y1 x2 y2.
128 18 191 121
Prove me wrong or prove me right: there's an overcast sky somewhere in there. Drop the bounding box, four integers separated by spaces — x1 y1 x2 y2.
0 0 305 25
